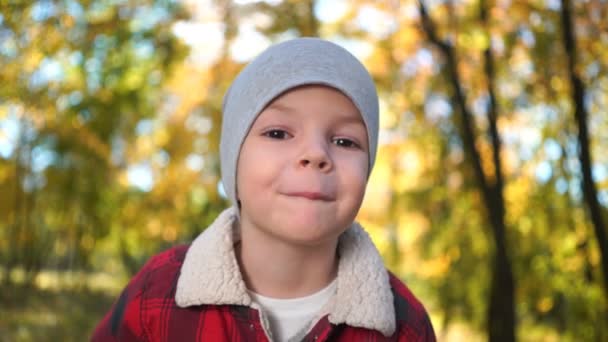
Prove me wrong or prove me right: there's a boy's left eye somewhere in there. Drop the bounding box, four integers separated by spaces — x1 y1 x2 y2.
263 129 291 139
333 138 359 148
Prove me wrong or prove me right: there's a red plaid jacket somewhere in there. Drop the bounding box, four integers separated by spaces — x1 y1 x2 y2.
92 209 435 341
92 246 434 341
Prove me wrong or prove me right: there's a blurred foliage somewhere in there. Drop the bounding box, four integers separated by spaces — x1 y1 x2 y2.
1 0 608 341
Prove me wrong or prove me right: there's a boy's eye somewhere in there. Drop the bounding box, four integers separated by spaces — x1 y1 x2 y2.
263 129 290 139
333 138 359 148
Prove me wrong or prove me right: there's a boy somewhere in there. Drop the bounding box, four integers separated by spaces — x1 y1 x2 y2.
92 38 435 341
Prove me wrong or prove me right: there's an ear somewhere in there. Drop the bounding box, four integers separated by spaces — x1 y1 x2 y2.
235 187 241 209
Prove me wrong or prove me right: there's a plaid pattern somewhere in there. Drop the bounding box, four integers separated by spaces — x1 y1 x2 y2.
92 246 435 341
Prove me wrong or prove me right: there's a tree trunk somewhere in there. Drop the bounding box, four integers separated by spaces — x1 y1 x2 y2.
418 1 516 340
559 0 608 303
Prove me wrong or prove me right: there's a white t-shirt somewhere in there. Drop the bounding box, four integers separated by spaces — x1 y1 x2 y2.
248 279 337 342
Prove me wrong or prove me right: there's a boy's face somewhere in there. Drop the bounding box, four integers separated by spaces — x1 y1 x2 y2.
236 85 369 247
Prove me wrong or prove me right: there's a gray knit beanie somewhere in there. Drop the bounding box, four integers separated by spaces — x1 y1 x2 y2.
220 37 379 206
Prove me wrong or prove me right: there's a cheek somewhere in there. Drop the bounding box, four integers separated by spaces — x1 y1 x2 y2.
236 143 258 199
236 142 280 197
337 155 369 194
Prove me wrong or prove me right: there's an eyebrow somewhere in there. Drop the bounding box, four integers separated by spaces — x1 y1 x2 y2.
267 102 366 126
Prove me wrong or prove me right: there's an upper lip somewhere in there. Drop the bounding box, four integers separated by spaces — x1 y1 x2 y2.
284 191 335 201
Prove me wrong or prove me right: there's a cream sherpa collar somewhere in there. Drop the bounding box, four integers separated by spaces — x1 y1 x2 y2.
175 207 396 337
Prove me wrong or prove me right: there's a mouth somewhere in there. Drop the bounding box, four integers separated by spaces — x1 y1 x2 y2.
284 191 335 201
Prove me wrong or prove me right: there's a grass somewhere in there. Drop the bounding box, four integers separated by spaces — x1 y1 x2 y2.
0 283 115 342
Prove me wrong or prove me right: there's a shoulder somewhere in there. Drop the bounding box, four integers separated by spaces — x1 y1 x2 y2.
142 244 190 274
387 271 427 320
387 271 436 341
135 244 190 290
92 245 192 341
115 244 191 301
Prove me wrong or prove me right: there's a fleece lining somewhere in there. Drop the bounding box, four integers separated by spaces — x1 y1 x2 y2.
175 207 395 337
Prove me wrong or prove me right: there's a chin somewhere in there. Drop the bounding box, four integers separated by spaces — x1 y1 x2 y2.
283 219 346 244
281 231 338 248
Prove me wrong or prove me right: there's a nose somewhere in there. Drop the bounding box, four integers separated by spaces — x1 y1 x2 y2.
298 137 333 172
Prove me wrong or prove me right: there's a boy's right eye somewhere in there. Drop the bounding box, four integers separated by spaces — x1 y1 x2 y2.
263 129 291 139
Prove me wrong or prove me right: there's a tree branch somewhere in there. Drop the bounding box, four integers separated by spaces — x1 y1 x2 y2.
480 0 505 220
417 0 492 212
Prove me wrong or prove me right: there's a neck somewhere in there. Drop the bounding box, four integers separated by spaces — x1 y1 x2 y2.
236 221 339 299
